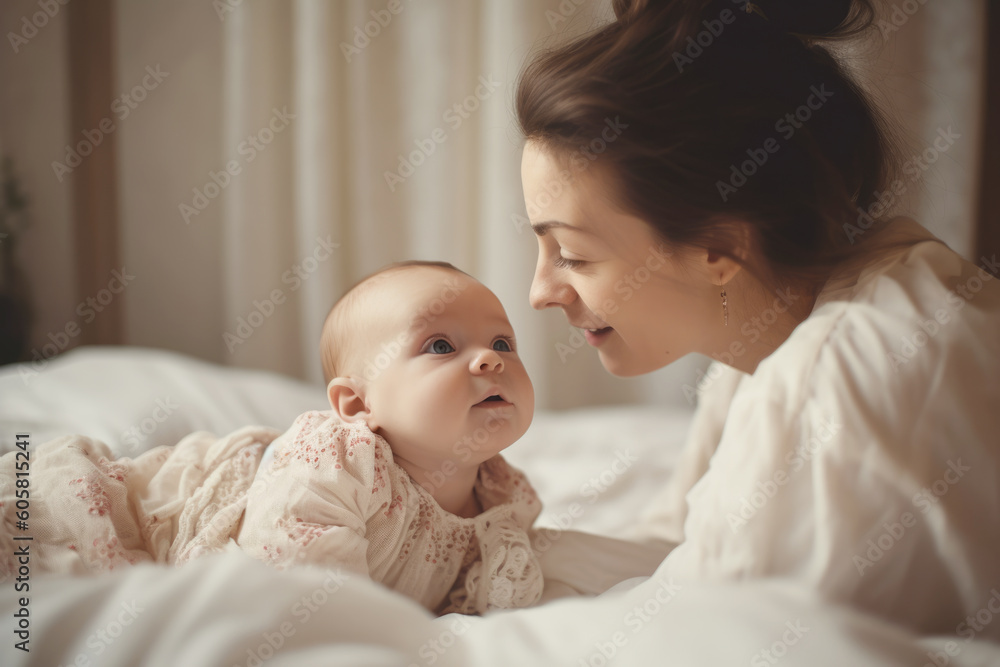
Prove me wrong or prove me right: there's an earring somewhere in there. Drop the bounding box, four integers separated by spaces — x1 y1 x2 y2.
720 287 728 326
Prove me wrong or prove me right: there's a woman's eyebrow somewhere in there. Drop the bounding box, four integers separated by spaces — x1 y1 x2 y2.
531 220 594 237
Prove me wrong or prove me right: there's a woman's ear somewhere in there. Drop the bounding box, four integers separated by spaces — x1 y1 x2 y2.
704 219 752 286
327 377 376 427
704 250 744 287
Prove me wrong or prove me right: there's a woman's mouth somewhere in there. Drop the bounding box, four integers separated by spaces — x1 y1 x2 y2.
583 327 613 346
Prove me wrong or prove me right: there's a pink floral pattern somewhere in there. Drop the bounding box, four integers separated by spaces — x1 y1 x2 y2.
70 473 112 517
280 517 331 549
0 426 279 581
97 457 128 483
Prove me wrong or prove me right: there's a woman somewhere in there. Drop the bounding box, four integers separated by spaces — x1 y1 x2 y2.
516 0 1000 639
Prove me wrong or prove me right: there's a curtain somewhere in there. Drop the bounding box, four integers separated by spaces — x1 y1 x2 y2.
201 0 708 409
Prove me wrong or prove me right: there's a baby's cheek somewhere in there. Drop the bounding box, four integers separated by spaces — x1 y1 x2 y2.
417 391 457 432
520 369 535 405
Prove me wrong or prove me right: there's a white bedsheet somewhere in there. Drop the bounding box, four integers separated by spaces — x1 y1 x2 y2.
5 546 1000 667
1 347 999 666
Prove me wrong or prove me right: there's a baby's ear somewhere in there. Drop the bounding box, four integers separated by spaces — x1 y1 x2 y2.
327 377 375 426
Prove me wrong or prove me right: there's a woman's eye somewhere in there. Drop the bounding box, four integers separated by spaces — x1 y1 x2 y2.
428 339 454 354
492 338 512 352
554 255 585 270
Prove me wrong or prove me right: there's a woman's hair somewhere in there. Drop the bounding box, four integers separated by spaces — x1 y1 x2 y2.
516 0 922 299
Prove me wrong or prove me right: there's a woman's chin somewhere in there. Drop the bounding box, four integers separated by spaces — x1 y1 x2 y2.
597 351 648 377
598 349 672 377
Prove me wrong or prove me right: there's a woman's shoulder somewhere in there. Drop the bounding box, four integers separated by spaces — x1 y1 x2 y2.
815 217 998 314
737 219 1000 451
764 219 999 383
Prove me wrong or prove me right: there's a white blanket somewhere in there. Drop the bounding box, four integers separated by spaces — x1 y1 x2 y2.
6 545 1000 667
1 347 999 665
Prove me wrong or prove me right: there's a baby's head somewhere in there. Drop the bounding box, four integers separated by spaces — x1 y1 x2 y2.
320 261 534 473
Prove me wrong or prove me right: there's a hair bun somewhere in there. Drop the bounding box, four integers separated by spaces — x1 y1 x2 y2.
750 0 853 37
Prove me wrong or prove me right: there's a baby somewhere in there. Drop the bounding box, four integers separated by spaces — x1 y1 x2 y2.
236 261 544 614
0 261 542 615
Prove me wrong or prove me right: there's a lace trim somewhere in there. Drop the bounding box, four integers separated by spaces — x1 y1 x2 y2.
444 514 543 614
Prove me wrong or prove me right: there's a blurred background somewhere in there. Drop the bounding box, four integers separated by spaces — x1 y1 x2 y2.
0 0 995 410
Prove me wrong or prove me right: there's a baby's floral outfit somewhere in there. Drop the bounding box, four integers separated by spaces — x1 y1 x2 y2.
237 411 544 614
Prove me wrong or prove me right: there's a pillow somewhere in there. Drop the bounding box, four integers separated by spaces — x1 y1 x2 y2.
0 345 326 455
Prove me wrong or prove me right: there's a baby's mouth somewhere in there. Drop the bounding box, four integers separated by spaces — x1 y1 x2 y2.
474 394 511 408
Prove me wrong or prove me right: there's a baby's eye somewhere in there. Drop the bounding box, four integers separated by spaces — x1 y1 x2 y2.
428 339 455 354
493 338 513 352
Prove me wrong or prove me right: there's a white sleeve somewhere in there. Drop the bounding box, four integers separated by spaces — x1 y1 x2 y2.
624 361 748 545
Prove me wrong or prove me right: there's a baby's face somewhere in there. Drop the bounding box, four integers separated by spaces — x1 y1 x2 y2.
357 268 534 471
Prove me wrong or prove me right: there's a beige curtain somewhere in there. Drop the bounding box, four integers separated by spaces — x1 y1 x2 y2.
852 0 986 254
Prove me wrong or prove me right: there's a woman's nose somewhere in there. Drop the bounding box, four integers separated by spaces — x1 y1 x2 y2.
529 260 573 310
470 349 504 374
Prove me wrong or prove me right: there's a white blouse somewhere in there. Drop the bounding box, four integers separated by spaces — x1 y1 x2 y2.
632 219 1000 638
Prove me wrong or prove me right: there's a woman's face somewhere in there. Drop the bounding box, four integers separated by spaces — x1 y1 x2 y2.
520 140 721 376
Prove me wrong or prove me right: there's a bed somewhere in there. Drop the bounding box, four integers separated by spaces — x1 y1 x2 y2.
1 346 998 666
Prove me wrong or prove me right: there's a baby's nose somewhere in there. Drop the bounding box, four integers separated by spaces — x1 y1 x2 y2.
471 349 504 373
